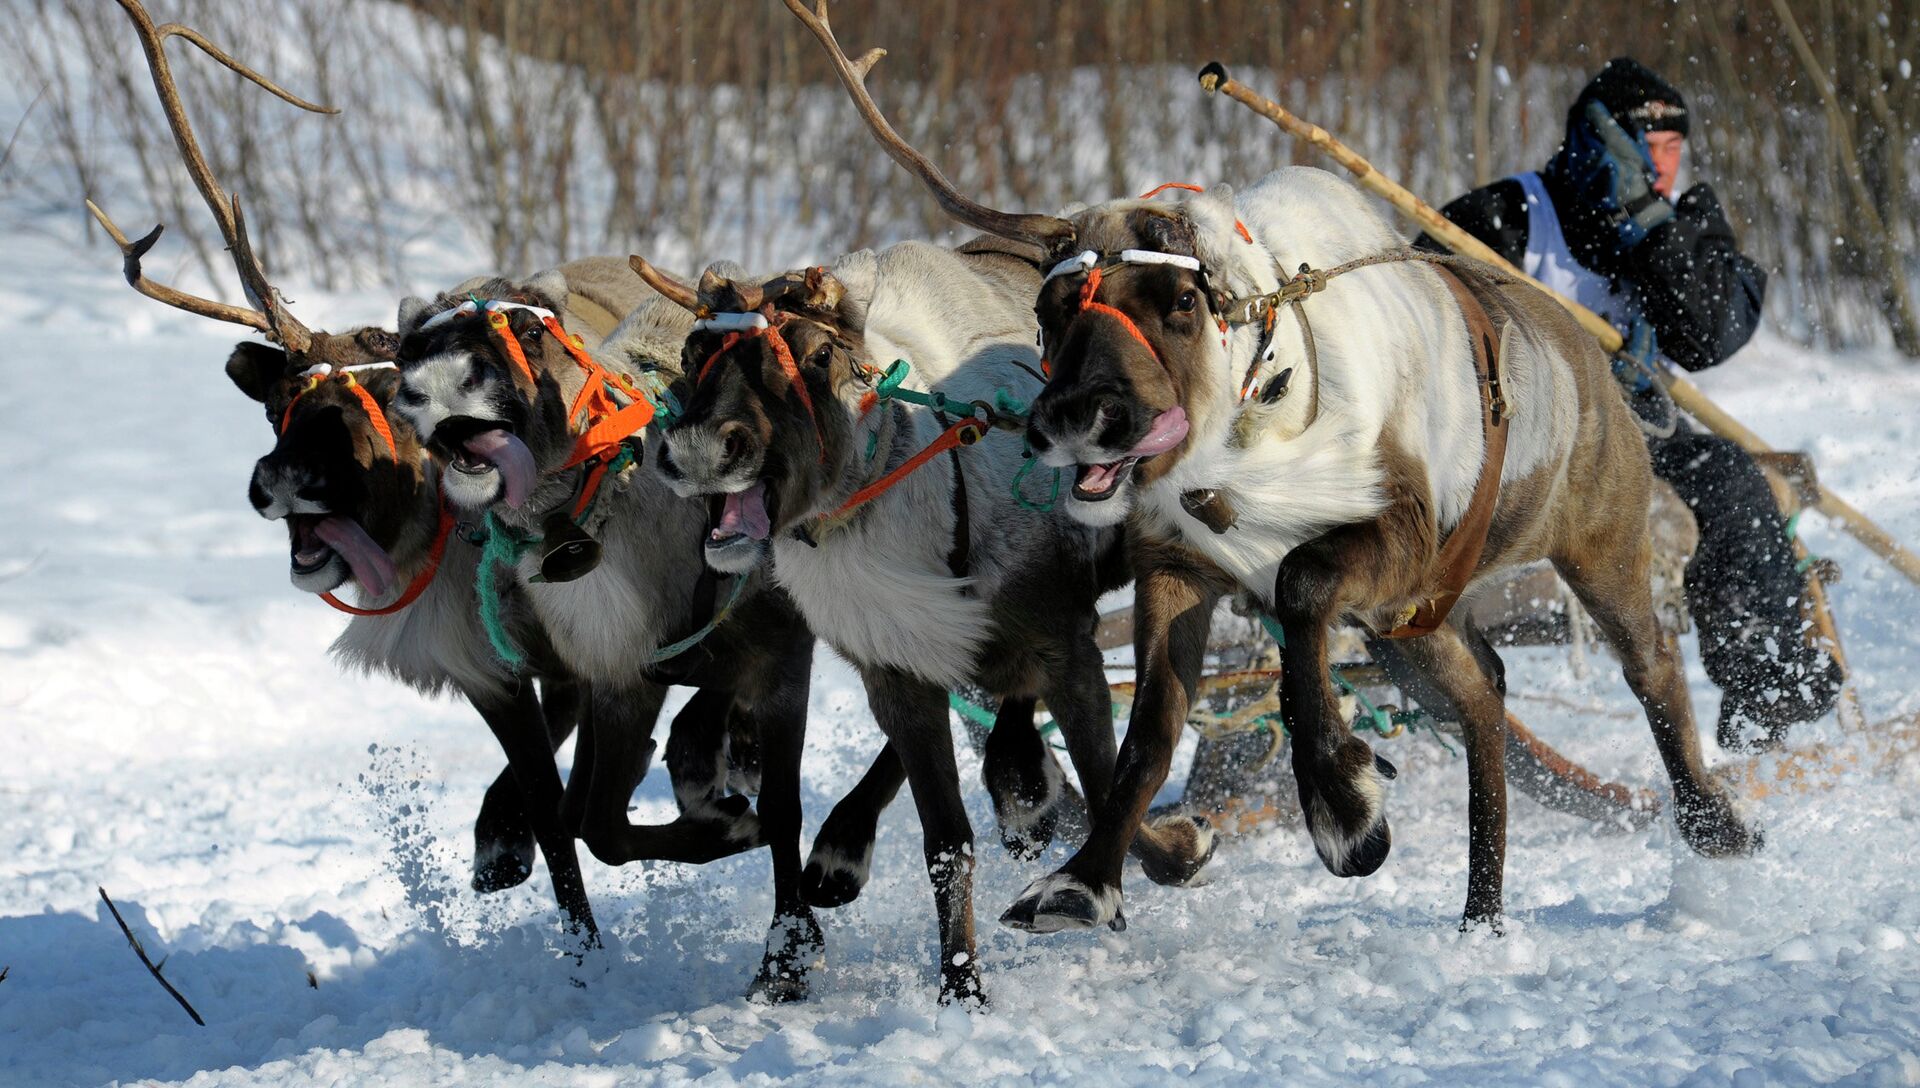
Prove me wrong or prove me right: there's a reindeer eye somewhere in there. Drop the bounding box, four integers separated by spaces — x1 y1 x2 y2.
808 343 833 367
1174 291 1198 314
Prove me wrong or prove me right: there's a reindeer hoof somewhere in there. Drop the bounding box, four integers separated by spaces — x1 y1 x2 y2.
1000 872 1122 934
999 804 1059 862
747 911 824 1004
470 835 535 893
1300 737 1394 877
801 835 874 909
940 964 989 1010
1137 814 1217 887
1675 790 1763 858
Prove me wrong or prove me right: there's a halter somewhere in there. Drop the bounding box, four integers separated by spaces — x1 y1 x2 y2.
280 361 399 457
276 361 457 618
435 297 667 520
693 307 826 463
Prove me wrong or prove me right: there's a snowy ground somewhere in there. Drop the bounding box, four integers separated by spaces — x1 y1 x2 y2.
3 223 1920 1087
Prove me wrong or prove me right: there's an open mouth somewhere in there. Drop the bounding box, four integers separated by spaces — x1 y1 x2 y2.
706 480 773 548
437 419 535 509
288 513 396 596
1070 407 1190 503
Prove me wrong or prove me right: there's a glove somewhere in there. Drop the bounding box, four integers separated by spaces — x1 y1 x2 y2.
1561 102 1676 252
1611 314 1659 393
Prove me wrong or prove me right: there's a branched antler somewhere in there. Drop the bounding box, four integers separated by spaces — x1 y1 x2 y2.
783 0 1076 253
89 0 338 353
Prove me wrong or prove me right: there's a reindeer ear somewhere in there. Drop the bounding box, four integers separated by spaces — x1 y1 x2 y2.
824 250 878 330
521 269 569 313
397 295 434 334
355 327 401 359
226 342 290 403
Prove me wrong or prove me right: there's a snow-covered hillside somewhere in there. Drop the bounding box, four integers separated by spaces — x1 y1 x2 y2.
3 201 1919 1086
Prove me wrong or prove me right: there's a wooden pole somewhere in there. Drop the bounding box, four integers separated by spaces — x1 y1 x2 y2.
1197 62 1920 593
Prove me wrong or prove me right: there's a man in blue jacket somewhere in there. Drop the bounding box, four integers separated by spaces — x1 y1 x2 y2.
1419 57 1841 750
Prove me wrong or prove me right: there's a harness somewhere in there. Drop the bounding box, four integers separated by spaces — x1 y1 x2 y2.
279 360 455 618
425 296 668 520
691 291 1064 583
1040 197 1516 639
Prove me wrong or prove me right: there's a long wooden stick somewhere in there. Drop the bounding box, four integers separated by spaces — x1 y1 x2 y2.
1197 62 1920 592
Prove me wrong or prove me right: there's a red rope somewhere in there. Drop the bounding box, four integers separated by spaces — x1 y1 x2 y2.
1138 180 1253 243
319 503 455 617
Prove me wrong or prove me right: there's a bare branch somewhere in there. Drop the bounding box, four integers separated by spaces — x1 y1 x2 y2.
98 886 205 1027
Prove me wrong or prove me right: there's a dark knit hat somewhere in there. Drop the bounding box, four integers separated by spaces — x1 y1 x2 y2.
1569 57 1690 138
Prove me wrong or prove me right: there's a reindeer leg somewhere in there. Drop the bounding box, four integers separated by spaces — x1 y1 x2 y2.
1554 547 1761 857
803 745 905 908
982 695 1069 860
1004 558 1217 934
469 680 598 946
666 686 754 830
863 666 984 1007
575 681 672 865
746 649 824 1004
1370 626 1510 927
473 676 584 893
1276 540 1394 880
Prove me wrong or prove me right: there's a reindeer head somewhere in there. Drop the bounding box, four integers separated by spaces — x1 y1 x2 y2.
783 0 1274 528
87 2 453 597
645 261 868 574
229 330 440 597
391 273 583 516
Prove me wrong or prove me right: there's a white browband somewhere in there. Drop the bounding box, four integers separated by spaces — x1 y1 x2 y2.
1043 248 1203 285
693 312 770 333
418 298 559 332
295 361 400 379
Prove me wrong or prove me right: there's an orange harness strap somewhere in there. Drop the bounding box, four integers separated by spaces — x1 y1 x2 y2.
485 311 541 388
1076 267 1165 368
695 310 826 463
319 503 456 617
830 415 985 520
1138 181 1254 244
281 371 398 459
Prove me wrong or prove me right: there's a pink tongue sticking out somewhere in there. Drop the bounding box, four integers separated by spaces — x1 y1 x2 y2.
314 516 397 597
1126 406 1190 457
713 481 772 542
463 429 537 508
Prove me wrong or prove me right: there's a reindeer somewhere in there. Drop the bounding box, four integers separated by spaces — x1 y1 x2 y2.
90 0 764 951
635 236 1214 1007
792 0 1760 936
392 267 860 999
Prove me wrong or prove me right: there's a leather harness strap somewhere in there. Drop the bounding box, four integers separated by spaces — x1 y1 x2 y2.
1386 265 1510 639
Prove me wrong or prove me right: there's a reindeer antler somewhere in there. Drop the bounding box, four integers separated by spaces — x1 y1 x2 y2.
88 0 338 354
783 0 1076 253
630 255 703 313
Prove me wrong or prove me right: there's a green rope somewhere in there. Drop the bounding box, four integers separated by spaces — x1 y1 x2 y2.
647 574 750 665
473 443 640 670
1011 446 1062 512
476 512 533 669
1784 509 1827 575
1257 614 1454 754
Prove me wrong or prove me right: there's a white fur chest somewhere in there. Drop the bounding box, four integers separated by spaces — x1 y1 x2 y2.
1140 423 1392 604
772 511 991 691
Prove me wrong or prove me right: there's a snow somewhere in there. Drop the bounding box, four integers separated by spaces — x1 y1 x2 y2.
6 182 1920 1088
